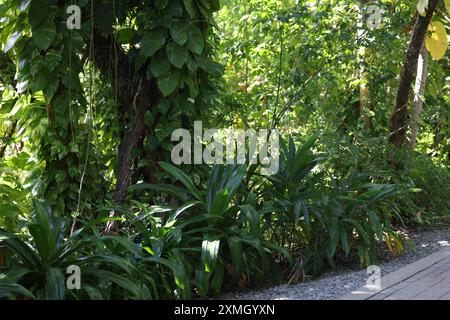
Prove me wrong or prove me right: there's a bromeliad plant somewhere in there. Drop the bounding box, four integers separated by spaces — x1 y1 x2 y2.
303 173 409 275
254 134 408 276
128 162 290 298
259 134 322 250
0 200 153 300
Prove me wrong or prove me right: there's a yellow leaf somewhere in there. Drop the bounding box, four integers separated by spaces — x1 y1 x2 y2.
425 21 448 61
446 0 450 15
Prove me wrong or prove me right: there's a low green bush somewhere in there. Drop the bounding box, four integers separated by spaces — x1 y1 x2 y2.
0 200 155 299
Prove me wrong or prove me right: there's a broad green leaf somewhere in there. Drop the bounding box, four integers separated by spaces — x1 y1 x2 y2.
343 218 370 243
141 30 166 58
166 200 204 226
83 284 104 300
239 205 260 238
44 268 65 300
262 240 292 263
240 237 269 274
149 51 172 77
166 42 189 68
228 237 243 286
187 25 204 54
169 1 184 17
157 68 180 96
116 27 134 44
44 51 62 72
156 250 191 298
201 235 220 273
182 0 198 18
0 282 35 299
19 0 31 11
95 270 142 297
144 111 155 126
1 267 32 283
32 20 56 50
28 0 49 27
158 161 202 200
340 229 350 256
76 255 135 274
209 263 225 293
209 188 230 217
368 209 383 241
157 99 170 114
99 236 144 258
170 21 189 45
144 135 160 152
328 218 339 257
4 28 23 53
186 56 198 72
0 229 42 269
206 165 246 216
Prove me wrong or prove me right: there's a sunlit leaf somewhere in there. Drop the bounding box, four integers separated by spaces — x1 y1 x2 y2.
425 21 448 61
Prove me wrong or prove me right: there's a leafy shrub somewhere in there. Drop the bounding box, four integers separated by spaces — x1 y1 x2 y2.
0 200 153 300
127 162 290 298
258 135 408 276
405 154 450 223
320 130 450 225
304 174 408 274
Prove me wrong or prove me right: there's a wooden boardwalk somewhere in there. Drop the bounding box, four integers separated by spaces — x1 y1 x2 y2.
341 247 450 300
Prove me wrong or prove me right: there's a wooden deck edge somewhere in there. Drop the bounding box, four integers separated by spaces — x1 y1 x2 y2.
338 246 450 300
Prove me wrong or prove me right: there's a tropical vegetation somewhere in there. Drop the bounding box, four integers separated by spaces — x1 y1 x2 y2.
0 0 449 300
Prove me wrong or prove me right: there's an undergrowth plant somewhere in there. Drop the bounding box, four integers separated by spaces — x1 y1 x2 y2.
0 200 153 300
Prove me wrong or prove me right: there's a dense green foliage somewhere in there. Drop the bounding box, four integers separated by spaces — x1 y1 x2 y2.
1 0 449 300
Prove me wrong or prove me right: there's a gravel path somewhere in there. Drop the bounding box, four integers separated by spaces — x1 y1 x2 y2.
227 226 450 300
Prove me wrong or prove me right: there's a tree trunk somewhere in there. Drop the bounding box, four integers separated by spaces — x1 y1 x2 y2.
349 0 373 130
409 42 428 153
358 0 373 129
90 30 161 234
103 76 159 234
388 0 437 149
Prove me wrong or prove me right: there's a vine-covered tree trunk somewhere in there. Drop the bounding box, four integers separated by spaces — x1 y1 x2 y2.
90 32 163 234
388 0 437 149
409 42 428 153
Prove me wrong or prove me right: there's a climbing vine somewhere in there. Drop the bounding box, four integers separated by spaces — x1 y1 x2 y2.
0 0 223 216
